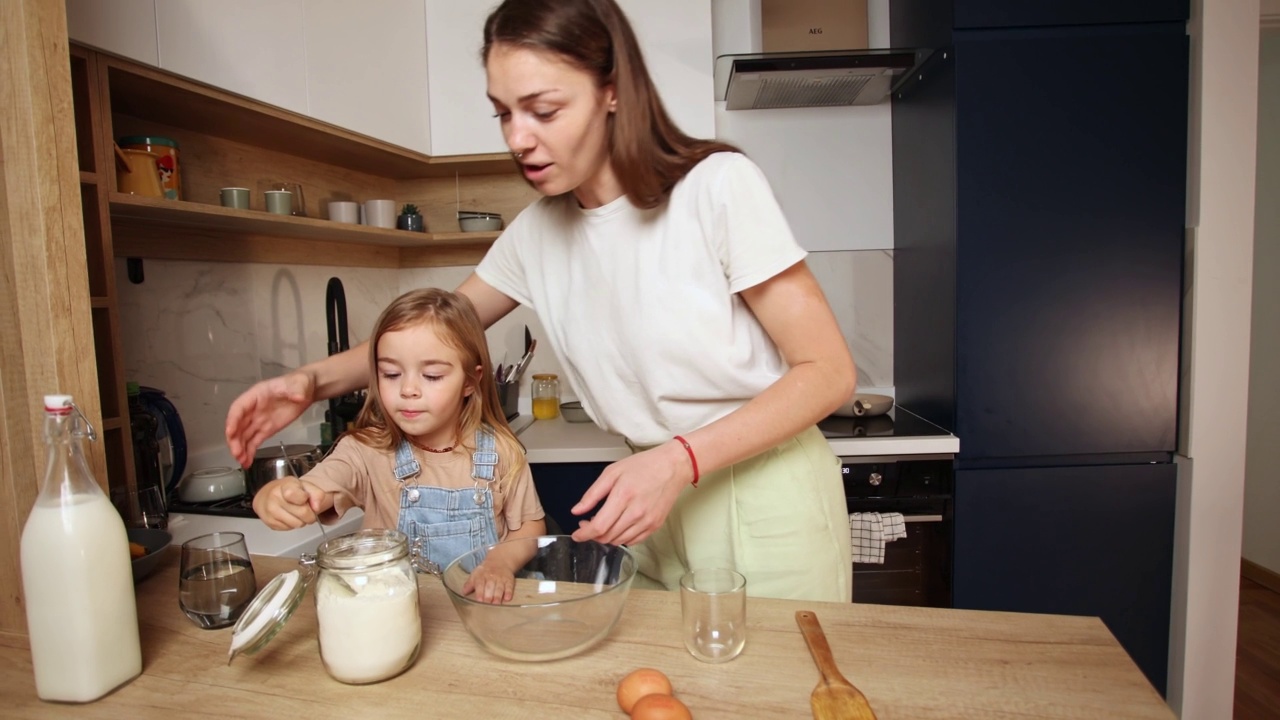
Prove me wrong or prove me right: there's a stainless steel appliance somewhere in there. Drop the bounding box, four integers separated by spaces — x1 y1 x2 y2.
822 408 954 608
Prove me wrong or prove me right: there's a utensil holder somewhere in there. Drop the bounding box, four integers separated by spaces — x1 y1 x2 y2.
498 381 519 421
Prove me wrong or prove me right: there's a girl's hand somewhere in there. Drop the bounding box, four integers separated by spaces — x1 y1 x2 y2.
252 477 327 530
570 442 692 547
225 370 316 468
461 563 517 604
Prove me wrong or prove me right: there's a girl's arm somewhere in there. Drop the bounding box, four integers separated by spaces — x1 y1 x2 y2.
570 260 856 546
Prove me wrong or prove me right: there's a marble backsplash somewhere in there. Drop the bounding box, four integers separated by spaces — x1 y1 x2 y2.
114 249 892 465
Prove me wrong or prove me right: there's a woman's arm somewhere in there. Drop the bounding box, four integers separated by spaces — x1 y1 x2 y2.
571 260 856 546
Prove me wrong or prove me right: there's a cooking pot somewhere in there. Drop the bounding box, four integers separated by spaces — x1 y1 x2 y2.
177 466 246 503
248 444 323 495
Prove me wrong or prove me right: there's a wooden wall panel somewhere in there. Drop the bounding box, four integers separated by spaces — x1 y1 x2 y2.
0 0 102 633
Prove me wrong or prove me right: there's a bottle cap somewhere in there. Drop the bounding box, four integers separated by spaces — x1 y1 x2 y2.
127 381 141 396
43 394 73 413
532 373 557 381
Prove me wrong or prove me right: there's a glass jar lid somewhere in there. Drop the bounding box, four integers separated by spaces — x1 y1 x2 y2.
532 373 557 381
227 568 309 664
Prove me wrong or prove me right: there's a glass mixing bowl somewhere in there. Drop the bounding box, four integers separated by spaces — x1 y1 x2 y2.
440 536 636 661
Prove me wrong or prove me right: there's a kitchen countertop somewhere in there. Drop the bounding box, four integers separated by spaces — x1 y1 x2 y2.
516 414 960 464
0 552 1172 718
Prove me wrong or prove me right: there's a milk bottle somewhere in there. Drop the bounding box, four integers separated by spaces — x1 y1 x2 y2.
20 394 142 702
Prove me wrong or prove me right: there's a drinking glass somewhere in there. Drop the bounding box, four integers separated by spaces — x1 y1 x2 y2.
679 568 747 663
111 484 168 529
179 532 257 629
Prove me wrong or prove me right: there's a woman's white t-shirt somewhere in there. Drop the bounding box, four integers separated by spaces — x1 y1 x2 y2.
476 152 807 447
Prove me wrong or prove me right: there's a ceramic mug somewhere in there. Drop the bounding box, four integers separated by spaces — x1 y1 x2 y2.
328 201 359 224
363 199 396 229
264 190 293 215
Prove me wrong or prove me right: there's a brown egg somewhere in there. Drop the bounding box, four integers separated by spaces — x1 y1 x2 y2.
630 693 693 720
616 667 674 714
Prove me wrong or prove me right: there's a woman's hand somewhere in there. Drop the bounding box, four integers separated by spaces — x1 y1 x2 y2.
252 477 329 530
225 370 316 468
570 442 692 547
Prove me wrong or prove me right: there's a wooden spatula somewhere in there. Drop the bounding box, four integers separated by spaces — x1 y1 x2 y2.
796 610 878 720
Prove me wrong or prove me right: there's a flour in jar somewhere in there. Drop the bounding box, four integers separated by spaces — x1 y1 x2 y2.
315 570 421 684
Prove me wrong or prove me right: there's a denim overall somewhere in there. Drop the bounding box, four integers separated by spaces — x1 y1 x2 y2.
394 426 500 573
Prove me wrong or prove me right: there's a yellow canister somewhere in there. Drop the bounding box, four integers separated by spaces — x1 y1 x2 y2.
117 136 181 200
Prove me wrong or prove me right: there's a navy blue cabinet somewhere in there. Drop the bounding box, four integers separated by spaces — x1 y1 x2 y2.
954 0 1188 29
953 463 1176 694
530 462 608 535
952 25 1187 462
891 3 1187 699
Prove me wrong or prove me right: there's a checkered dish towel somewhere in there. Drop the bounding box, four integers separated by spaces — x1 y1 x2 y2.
850 512 907 564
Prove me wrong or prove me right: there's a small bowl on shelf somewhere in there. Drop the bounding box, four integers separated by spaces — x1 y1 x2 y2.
560 401 591 423
458 211 503 232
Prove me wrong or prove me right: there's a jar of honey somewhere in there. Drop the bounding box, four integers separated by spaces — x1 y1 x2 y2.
117 136 181 200
531 374 560 420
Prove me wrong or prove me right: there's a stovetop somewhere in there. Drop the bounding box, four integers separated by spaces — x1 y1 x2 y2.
167 494 259 519
817 405 952 440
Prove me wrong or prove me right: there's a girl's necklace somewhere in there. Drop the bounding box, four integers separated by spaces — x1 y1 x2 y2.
413 438 455 454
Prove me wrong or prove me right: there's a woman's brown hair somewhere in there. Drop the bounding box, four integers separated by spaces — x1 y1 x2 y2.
348 289 526 489
483 0 740 209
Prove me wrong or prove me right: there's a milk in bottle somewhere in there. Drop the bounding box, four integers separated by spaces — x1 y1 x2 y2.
20 394 142 702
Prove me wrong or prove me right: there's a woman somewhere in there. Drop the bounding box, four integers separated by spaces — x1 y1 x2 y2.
226 0 857 601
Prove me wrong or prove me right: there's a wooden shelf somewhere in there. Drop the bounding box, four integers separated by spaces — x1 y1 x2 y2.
90 296 110 308
105 58 514 180
79 170 98 185
109 193 499 268
102 416 124 431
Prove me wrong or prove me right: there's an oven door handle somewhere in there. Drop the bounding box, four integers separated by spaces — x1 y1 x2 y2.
902 514 944 523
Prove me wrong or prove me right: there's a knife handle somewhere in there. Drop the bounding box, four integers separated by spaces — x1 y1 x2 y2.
796 610 850 686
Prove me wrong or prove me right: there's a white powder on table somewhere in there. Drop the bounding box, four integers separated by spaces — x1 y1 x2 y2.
315 571 421 684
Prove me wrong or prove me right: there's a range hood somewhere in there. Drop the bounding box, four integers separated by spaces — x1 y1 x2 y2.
714 48 924 110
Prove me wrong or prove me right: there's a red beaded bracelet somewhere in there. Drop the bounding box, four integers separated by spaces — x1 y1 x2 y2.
673 435 699 488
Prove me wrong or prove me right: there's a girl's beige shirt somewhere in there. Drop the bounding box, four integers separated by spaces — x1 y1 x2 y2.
302 435 544 539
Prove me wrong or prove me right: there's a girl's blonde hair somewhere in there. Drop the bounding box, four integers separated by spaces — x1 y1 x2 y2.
348 288 526 489
483 0 741 210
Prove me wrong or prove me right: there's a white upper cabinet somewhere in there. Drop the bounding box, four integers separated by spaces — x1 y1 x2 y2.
65 0 159 66
67 0 715 157
423 0 715 157
155 0 309 115
423 0 506 157
304 0 431 154
617 0 715 140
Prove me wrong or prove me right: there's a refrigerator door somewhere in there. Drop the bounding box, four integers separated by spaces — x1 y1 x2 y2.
952 25 1187 461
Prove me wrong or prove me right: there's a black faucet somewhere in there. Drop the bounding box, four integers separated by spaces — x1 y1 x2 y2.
325 277 364 437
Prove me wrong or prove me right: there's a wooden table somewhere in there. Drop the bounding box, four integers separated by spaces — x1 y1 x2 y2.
1 551 1173 719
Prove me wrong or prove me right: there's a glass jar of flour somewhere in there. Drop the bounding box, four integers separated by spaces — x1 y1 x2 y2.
313 529 421 684
226 529 422 685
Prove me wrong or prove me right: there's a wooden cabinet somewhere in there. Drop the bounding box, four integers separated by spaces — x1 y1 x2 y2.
64 43 537 493
155 0 309 115
65 0 158 66
304 0 432 155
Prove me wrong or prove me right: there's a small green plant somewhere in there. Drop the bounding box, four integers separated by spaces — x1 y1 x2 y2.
400 203 420 216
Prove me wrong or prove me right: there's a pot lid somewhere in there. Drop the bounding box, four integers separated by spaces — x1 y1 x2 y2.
227 568 309 664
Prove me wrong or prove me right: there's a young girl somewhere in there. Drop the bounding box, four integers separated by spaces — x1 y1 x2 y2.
254 288 546 604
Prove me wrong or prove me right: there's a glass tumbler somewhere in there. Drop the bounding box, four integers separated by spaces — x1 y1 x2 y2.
179 532 257 629
680 568 747 663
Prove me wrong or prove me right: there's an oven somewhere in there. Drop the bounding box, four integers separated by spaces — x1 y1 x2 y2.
841 454 953 608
